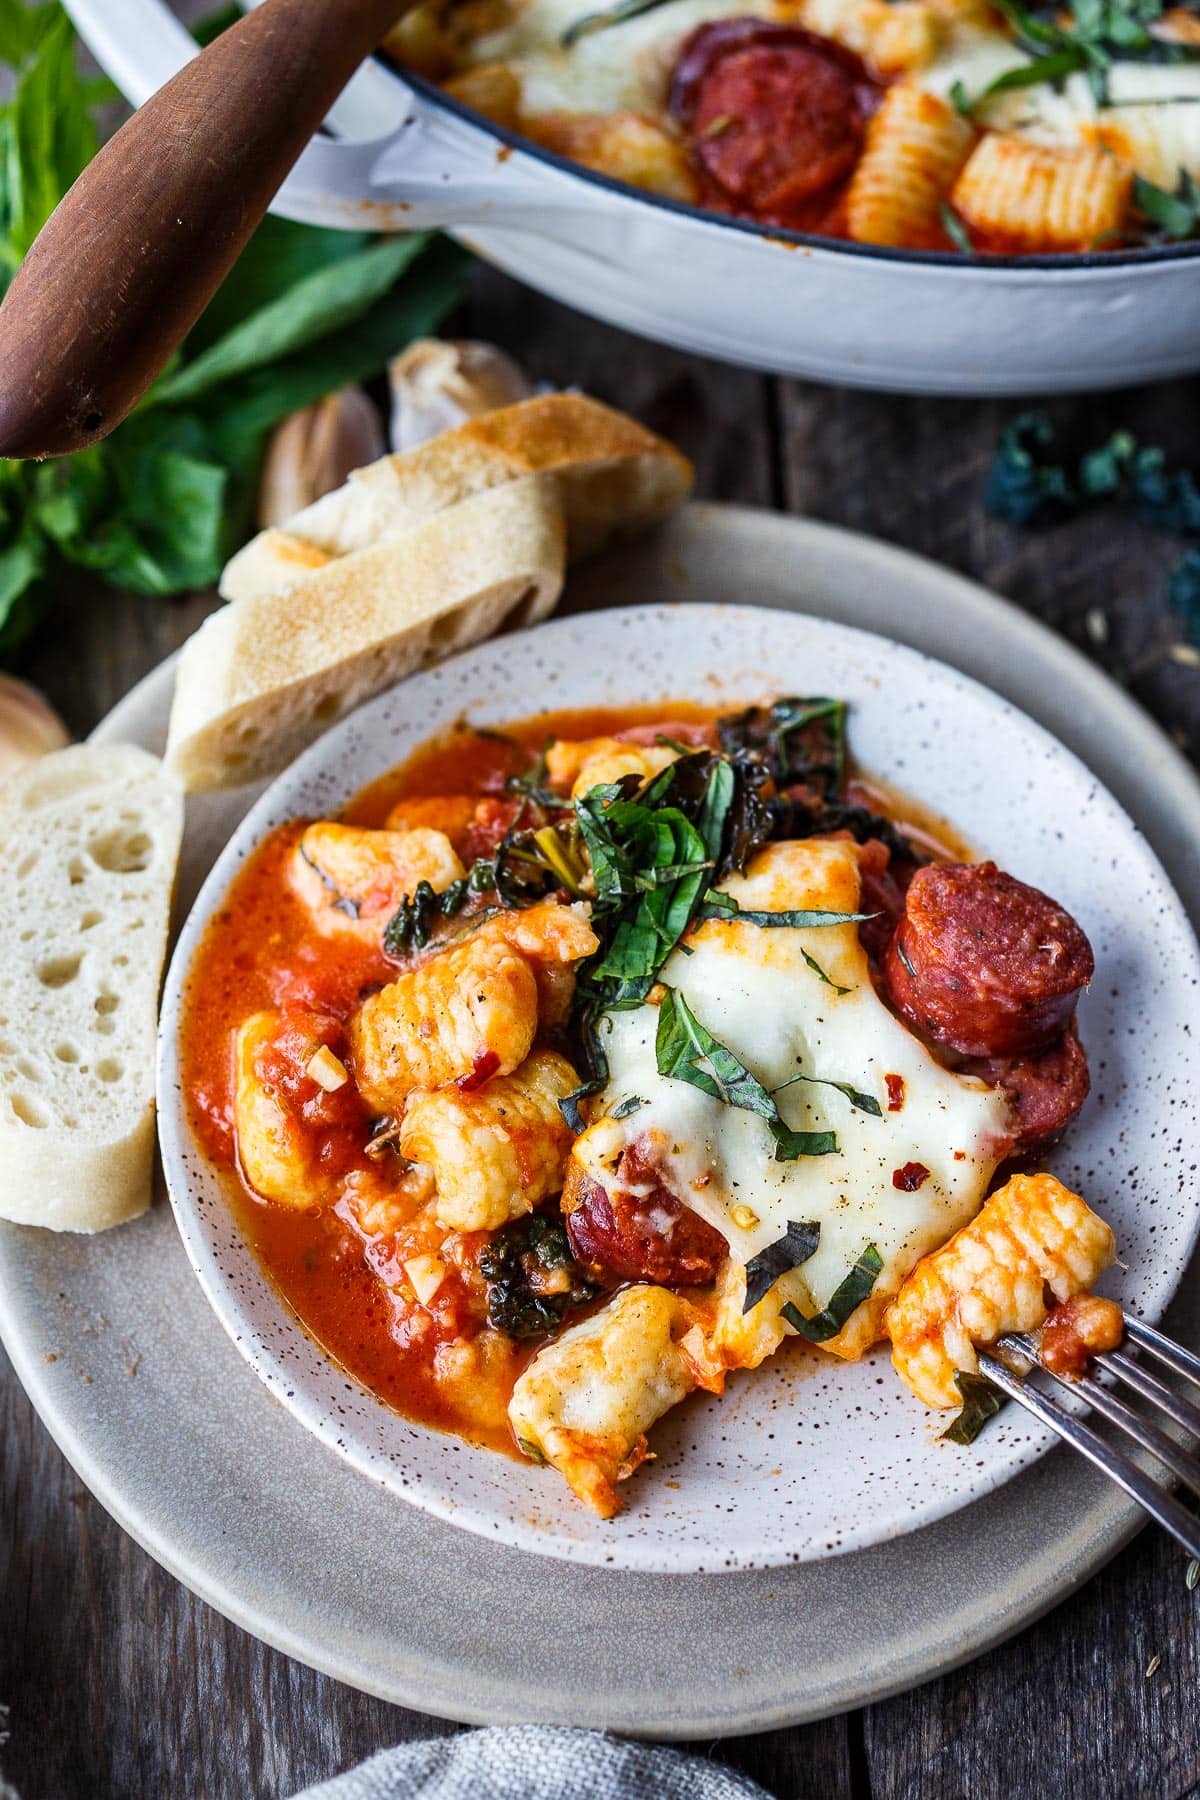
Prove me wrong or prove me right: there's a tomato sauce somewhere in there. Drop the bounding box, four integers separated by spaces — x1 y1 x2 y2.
179 701 963 1454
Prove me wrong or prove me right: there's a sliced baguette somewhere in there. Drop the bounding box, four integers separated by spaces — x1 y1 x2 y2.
221 392 693 601
0 745 183 1232
166 473 566 793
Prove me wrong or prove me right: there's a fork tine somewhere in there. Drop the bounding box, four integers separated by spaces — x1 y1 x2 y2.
1000 1335 1200 1498
976 1351 1200 1562
1124 1317 1200 1394
1094 1348 1200 1440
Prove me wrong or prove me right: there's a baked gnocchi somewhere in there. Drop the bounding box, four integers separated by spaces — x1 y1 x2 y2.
183 699 1116 1518
385 0 1200 253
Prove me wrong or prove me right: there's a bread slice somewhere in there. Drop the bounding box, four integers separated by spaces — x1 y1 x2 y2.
0 745 183 1232
220 392 693 601
165 473 566 793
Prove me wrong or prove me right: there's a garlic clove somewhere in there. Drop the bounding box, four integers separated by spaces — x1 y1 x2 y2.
0 674 70 786
256 387 386 530
389 339 534 454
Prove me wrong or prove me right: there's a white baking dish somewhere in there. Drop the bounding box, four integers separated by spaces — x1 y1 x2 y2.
65 0 1200 395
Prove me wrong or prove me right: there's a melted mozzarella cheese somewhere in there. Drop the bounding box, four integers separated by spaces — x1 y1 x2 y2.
465 0 748 115
584 839 1011 1321
918 26 1200 176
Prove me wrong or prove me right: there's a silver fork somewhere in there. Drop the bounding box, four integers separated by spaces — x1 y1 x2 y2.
977 1317 1200 1560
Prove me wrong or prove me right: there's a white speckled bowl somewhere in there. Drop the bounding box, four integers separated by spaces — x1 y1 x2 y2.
157 603 1200 1573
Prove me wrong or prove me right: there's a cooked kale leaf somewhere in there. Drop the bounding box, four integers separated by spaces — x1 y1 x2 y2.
478 1216 596 1339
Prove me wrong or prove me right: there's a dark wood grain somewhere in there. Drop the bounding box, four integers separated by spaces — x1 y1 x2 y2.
0 0 409 459
4 257 1200 1800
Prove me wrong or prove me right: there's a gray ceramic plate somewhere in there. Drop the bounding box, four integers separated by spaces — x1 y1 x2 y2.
3 503 1199 1733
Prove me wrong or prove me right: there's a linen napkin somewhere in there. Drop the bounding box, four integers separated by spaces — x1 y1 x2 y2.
293 1725 773 1799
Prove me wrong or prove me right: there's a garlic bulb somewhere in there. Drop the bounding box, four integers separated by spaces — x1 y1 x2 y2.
0 675 70 784
389 339 534 454
257 387 386 529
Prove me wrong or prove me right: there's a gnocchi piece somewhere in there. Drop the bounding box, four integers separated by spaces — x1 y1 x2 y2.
846 86 976 248
885 1171 1116 1408
509 1284 699 1516
797 0 942 75
525 113 699 204
951 136 1133 252
384 794 479 854
443 61 523 128
474 900 600 1029
1087 101 1200 195
349 936 539 1111
400 1049 580 1231
234 1010 364 1205
291 822 464 937
545 734 678 796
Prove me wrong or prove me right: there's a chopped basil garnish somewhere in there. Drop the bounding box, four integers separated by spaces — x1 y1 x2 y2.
939 199 976 258
801 948 852 995
699 894 874 930
787 1073 882 1118
942 1370 1008 1445
561 0 678 43
742 1220 821 1314
611 1095 644 1120
780 1243 883 1343
655 986 839 1162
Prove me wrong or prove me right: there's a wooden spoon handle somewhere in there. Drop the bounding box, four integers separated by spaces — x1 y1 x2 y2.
0 0 407 460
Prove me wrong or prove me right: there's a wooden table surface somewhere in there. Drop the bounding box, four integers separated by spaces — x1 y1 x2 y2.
3 260 1200 1800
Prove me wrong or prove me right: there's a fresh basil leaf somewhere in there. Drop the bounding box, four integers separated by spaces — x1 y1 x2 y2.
561 0 678 45
939 200 976 257
780 1244 883 1343
800 948 851 995
184 217 376 355
942 1370 1008 1444
700 897 874 929
0 11 99 269
742 1220 821 1313
0 0 61 65
795 1074 882 1117
655 986 840 1162
154 235 427 406
0 532 45 650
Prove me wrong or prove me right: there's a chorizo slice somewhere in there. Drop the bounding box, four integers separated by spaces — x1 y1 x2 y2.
883 860 1093 1058
978 1026 1091 1156
670 21 877 218
562 1135 728 1287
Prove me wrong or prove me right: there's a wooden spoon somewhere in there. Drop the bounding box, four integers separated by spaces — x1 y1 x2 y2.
0 0 408 460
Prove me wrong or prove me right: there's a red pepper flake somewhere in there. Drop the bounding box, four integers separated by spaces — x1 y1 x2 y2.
459 1048 500 1092
885 1073 905 1112
892 1161 930 1192
953 1149 967 1162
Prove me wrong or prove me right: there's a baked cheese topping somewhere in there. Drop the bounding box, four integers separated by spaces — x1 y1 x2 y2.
464 0 1200 187
576 839 1011 1315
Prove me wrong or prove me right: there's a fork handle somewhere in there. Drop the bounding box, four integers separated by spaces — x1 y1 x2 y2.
0 0 407 461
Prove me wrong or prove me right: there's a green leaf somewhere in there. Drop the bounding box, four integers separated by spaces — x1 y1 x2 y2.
780 1244 884 1343
153 234 428 405
0 12 100 270
742 1220 821 1313
561 0 679 45
700 896 872 928
196 237 469 492
0 0 61 64
986 412 1079 527
939 200 976 257
787 1073 883 1117
942 1369 1007 1444
655 985 841 1162
184 215 376 355
0 530 44 645
800 948 851 996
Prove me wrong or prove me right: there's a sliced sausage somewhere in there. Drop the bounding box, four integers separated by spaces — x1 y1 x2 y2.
972 1026 1091 1156
669 22 877 219
855 836 910 964
562 1144 728 1287
883 861 1094 1058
